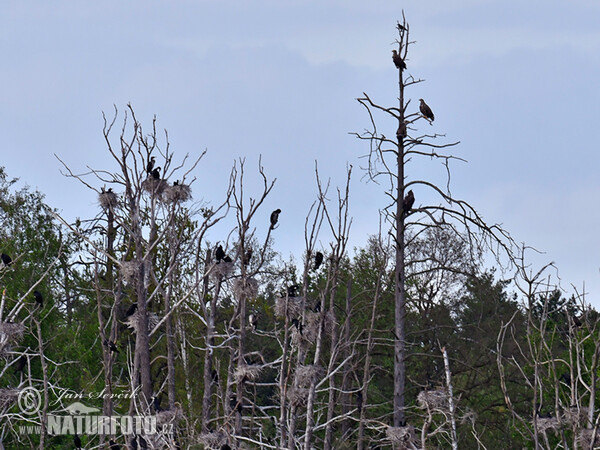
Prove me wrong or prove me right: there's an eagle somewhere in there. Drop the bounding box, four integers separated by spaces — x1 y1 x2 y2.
270 209 281 230
402 190 415 215
419 99 434 122
392 50 406 70
396 121 407 140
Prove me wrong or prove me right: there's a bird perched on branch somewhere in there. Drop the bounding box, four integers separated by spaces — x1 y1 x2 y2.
249 313 257 330
125 302 137 317
291 318 303 335
242 249 253 266
419 99 435 122
287 284 300 297
392 50 406 70
104 339 119 353
402 190 415 216
215 245 225 263
397 121 407 140
147 156 156 174
151 167 161 180
1 253 12 267
270 209 281 230
33 290 44 307
74 434 82 450
313 251 324 271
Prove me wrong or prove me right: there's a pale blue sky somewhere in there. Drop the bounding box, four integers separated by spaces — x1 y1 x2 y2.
1 1 599 303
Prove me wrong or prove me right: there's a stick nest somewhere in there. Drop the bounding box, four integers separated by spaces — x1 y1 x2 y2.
233 278 259 299
274 296 304 319
198 430 229 448
126 311 160 334
417 389 449 410
0 322 25 355
211 261 234 279
234 364 263 383
163 183 192 204
120 260 138 283
386 425 417 445
98 190 118 210
534 416 560 433
0 388 19 410
294 364 323 388
577 429 600 448
142 178 168 196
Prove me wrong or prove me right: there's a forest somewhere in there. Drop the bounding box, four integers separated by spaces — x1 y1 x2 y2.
0 20 598 450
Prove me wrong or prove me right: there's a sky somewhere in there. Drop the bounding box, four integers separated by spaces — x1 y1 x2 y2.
1 1 599 305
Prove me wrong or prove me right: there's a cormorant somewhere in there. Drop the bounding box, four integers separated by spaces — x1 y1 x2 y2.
270 209 281 230
104 340 119 353
221 445 232 450
223 255 232 263
126 302 138 317
313 301 321 313
14 355 26 374
242 248 253 266
396 22 406 32
151 167 161 180
291 318 303 335
402 190 415 215
313 251 324 271
146 156 155 174
356 390 363 414
215 245 225 263
211 369 219 384
1 253 12 266
392 50 406 70
173 180 179 186
419 99 435 122
74 434 82 449
573 315 583 327
109 439 120 450
152 395 163 412
33 290 43 307
249 313 257 330
287 284 300 297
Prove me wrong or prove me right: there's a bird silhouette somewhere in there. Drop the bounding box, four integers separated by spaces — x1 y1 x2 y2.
151 167 161 180
215 245 225 263
402 190 415 216
392 50 406 70
146 156 156 174
33 290 44 307
313 251 324 271
270 209 281 229
1 253 12 266
419 99 435 122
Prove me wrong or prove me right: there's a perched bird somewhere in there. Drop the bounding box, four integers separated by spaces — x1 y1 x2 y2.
223 255 232 263
313 301 321 313
125 302 138 317
249 313 258 330
146 156 156 174
1 253 12 266
173 180 180 186
74 434 82 449
211 369 219 384
242 248 253 266
152 395 163 412
104 340 119 353
402 190 415 216
313 251 324 271
14 355 26 374
419 99 435 122
215 245 225 263
270 209 281 230
33 290 44 307
392 50 406 70
559 373 572 385
291 318 303 335
287 284 300 297
109 439 120 450
221 445 232 450
396 22 406 32
151 167 161 180
396 121 407 140
573 315 583 327
356 390 363 414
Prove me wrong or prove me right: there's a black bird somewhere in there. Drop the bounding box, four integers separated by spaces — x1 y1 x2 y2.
74 434 82 449
211 369 219 384
215 245 225 263
151 167 161 180
152 395 163 412
230 396 243 414
402 190 415 216
249 313 257 330
291 318 303 335
146 156 156 174
313 251 324 271
14 355 26 374
1 253 12 266
221 445 232 450
33 290 43 307
132 435 148 450
396 121 407 140
559 373 572 385
396 22 406 32
104 340 119 353
126 302 138 317
270 209 281 230
242 248 253 266
173 180 180 186
356 390 363 414
287 284 300 297
109 439 120 450
313 301 321 313
419 98 435 122
392 50 406 70
223 255 232 263
573 315 583 327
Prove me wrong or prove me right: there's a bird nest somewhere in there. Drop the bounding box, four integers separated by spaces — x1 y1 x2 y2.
386 425 417 445
233 278 259 299
198 431 229 448
155 406 184 428
0 388 19 410
294 364 323 388
286 386 310 407
417 389 449 410
211 261 234 280
534 416 560 433
126 311 160 334
562 406 589 426
577 429 600 448
98 190 118 210
274 296 305 319
291 311 336 349
162 183 192 204
120 260 138 283
142 178 168 196
234 364 263 383
0 322 25 355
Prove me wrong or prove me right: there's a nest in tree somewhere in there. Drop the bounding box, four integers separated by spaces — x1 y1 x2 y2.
211 261 234 280
198 430 229 448
535 416 560 433
163 183 192 204
0 322 25 344
98 190 118 210
417 389 449 410
294 364 323 388
233 278 259 299
577 429 600 448
142 177 168 196
126 311 160 333
120 260 138 283
155 405 184 428
234 364 263 383
386 425 417 445
287 386 310 407
305 310 336 340
0 388 19 410
563 406 589 426
274 296 304 319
